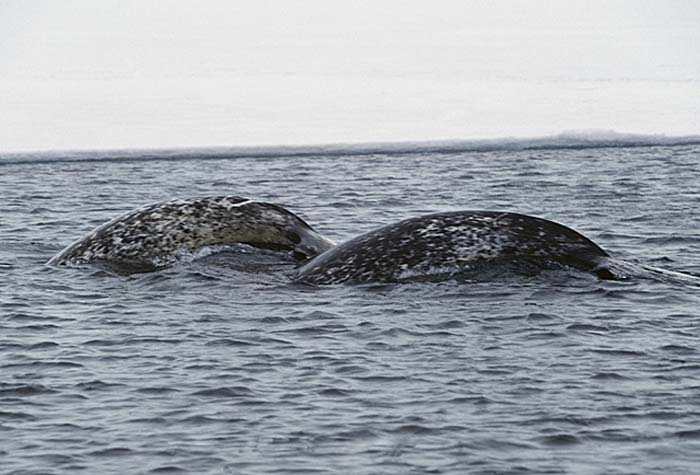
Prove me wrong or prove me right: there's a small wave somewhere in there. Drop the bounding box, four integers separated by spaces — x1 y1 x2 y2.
591 371 629 380
674 429 700 440
2 130 699 165
87 447 133 457
0 383 57 397
191 386 254 398
0 410 37 421
149 465 187 474
538 433 581 446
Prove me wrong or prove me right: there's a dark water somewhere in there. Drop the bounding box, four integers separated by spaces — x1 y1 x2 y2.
2 144 700 474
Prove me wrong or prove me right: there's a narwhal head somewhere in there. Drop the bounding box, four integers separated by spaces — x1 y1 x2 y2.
233 200 335 261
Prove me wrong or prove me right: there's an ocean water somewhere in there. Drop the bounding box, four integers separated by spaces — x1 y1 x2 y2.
2 139 700 474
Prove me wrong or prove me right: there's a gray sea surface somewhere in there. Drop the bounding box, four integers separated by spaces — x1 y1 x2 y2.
1 143 700 474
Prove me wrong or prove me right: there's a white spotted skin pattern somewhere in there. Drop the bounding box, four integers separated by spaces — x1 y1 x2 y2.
296 211 611 284
48 196 333 269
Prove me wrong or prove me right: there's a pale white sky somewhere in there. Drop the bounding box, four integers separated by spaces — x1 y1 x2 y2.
1 0 699 152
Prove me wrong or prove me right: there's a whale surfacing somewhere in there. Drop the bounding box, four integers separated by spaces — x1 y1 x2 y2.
295 211 615 284
48 196 334 272
49 201 619 283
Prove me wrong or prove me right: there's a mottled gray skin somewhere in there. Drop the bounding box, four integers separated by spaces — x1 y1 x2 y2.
296 211 614 284
48 196 334 272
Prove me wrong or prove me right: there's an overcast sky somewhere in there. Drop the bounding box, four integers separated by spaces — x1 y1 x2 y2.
1 0 699 152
